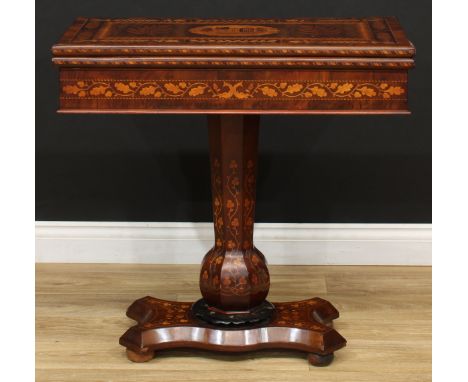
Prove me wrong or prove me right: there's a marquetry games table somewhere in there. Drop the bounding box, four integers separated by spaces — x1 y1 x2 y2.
52 17 414 366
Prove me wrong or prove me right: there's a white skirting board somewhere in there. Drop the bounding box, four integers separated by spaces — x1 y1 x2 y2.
35 222 431 265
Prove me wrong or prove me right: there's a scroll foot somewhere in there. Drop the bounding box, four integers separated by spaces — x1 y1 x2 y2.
308 352 334 366
126 349 155 363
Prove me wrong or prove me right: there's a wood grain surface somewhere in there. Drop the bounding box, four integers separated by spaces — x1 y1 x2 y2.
36 264 431 382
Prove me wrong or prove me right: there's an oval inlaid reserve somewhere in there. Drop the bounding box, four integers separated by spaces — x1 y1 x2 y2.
188 25 279 37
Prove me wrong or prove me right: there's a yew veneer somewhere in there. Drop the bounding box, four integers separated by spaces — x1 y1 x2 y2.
52 17 415 366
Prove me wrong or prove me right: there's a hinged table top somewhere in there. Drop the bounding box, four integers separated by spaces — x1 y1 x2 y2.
53 17 414 60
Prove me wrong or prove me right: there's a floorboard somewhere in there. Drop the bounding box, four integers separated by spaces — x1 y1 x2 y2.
36 264 431 382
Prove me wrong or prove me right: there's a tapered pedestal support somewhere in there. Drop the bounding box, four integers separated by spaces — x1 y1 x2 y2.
119 115 346 364
200 115 270 320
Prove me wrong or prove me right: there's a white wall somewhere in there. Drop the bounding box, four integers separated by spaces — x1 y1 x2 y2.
36 222 431 265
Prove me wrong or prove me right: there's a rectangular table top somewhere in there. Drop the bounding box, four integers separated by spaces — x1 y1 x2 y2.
52 17 414 115
53 17 414 61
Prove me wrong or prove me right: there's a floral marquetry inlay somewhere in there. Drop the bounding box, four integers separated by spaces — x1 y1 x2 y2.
212 158 224 249
225 159 242 250
209 158 257 251
62 80 406 100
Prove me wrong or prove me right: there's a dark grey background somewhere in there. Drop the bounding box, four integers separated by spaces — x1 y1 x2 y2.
36 0 431 223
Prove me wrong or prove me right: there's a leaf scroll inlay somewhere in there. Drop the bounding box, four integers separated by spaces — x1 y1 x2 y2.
62 80 405 100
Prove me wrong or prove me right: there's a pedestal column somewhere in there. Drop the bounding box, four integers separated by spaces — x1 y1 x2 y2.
199 115 270 314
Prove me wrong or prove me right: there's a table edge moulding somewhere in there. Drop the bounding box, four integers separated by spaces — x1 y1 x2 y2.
51 16 415 366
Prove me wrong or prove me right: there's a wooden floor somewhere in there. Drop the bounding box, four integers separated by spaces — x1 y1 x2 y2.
36 264 431 382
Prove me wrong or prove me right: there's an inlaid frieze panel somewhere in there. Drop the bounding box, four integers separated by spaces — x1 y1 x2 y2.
58 69 409 114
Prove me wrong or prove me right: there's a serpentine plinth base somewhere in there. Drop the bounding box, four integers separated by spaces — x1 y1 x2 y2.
119 296 346 366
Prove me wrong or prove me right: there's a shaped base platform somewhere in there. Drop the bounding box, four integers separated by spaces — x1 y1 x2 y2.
119 296 346 366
